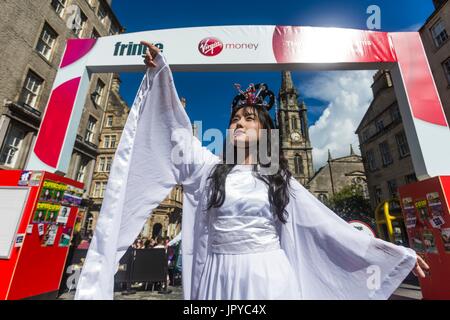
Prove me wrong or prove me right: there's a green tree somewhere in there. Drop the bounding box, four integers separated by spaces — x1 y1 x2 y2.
324 185 375 228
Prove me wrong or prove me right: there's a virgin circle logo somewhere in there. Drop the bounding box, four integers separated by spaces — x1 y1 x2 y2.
198 37 223 56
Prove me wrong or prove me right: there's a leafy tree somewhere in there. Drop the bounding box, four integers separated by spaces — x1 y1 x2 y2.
324 185 375 228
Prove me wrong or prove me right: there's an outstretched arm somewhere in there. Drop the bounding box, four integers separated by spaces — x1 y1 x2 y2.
75 43 218 300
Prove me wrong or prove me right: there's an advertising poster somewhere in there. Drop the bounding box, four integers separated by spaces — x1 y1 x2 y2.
423 229 438 254
415 200 429 224
33 203 47 224
42 225 58 247
429 215 445 229
18 171 32 186
59 227 73 247
427 192 444 217
39 181 67 202
38 224 45 236
56 206 70 225
29 171 43 186
412 230 425 253
440 228 450 253
402 197 417 229
44 204 60 224
62 186 83 207
15 234 25 248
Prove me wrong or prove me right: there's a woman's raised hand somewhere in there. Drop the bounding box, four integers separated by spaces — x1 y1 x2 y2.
413 255 430 278
140 41 161 68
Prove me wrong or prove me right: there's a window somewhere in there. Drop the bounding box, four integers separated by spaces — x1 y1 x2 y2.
103 135 117 148
379 141 393 166
106 115 113 127
443 58 450 85
390 105 401 122
291 117 298 131
0 125 26 167
19 71 44 109
375 119 384 132
366 149 376 171
405 173 417 184
76 159 89 182
85 116 97 143
430 20 448 48
51 0 66 17
109 23 120 36
36 23 58 60
294 155 303 175
106 157 112 172
92 79 105 105
97 157 112 172
395 131 410 157
387 179 398 198
103 136 110 148
97 3 107 23
93 181 107 198
97 157 105 172
374 186 382 204
91 28 100 39
72 10 87 37
362 129 370 142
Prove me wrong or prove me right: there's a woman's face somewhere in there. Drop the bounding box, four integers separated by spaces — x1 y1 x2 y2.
229 107 263 148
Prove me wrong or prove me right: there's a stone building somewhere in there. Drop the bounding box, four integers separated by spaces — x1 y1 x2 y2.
86 74 129 234
85 94 188 241
420 0 450 124
0 0 123 225
308 146 368 203
277 71 314 185
356 70 417 210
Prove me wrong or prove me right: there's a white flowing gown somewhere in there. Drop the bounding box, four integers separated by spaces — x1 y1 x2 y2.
197 164 301 299
75 53 417 300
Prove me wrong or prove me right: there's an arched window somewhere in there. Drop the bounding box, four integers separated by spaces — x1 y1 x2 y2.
294 155 303 175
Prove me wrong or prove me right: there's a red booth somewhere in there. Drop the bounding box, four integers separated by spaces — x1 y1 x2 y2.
399 176 450 300
0 170 83 300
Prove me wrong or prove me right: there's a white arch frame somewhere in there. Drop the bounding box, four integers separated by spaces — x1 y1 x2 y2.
25 25 450 180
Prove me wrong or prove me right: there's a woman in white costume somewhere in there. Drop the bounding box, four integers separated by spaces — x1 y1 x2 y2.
75 42 429 300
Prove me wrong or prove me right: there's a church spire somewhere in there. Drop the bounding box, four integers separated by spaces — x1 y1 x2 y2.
350 144 355 155
280 71 297 95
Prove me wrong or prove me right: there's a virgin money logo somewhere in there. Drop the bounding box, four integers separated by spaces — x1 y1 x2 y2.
198 37 260 57
198 38 223 56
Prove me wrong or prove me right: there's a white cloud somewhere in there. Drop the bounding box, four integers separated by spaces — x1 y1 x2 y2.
299 70 377 171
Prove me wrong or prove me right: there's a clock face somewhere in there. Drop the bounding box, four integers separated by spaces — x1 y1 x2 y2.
291 132 301 142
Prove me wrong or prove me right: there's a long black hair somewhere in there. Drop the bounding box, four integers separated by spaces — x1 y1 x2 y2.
206 105 293 223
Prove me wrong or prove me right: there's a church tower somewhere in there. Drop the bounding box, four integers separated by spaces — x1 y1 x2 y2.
277 71 314 185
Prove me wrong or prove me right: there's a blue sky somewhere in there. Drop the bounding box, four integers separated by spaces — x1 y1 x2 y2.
111 0 434 169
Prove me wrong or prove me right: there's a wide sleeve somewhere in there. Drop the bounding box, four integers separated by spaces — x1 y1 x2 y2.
281 178 417 300
75 53 219 300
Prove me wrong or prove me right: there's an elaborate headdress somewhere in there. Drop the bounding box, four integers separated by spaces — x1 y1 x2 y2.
231 83 275 112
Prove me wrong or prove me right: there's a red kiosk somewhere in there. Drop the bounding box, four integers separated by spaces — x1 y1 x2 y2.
399 177 450 300
0 170 83 300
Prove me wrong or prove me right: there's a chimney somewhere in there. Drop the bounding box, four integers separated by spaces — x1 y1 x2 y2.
432 0 445 9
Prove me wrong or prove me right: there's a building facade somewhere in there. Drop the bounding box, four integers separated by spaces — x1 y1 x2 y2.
86 74 129 235
420 0 450 124
277 71 314 185
0 0 123 226
308 146 368 203
356 70 417 210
